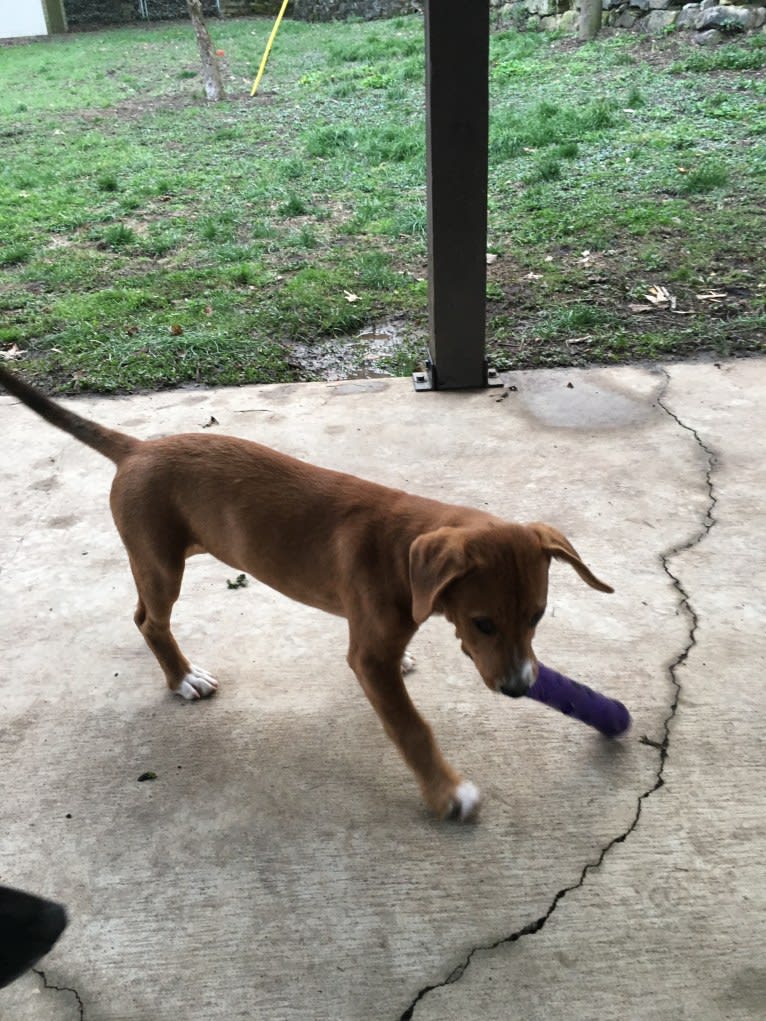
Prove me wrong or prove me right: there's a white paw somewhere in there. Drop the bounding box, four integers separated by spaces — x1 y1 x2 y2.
401 651 416 674
175 665 219 700
449 781 481 822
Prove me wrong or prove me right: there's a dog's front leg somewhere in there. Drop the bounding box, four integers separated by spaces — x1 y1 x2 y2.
347 632 479 821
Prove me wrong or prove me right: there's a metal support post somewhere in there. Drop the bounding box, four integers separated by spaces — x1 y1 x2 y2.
413 0 498 391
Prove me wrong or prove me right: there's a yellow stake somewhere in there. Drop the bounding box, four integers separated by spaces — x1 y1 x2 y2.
251 0 290 97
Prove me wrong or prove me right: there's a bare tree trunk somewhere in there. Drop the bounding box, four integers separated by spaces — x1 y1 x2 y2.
578 0 602 40
186 0 224 102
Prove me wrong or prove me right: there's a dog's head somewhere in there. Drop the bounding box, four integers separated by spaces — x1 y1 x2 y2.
409 522 613 697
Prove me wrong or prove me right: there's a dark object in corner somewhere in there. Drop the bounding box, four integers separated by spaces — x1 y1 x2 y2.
0 885 68 988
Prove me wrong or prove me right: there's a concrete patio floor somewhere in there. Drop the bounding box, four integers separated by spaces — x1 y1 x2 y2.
1 359 764 1020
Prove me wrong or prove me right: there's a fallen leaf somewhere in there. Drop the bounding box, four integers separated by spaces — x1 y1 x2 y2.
170 323 184 336
644 285 675 308
696 291 727 302
0 344 26 361
486 253 498 265
344 290 360 303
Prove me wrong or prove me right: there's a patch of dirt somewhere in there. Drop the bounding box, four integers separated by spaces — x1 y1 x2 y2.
484 238 765 370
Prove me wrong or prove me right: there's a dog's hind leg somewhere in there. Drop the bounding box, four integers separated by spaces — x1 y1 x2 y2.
127 549 218 700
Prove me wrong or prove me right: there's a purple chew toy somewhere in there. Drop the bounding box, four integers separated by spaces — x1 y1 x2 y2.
525 662 631 738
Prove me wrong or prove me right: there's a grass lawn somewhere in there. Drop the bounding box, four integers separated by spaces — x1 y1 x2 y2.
0 16 764 392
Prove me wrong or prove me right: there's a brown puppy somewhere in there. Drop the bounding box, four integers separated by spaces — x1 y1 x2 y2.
0 366 612 820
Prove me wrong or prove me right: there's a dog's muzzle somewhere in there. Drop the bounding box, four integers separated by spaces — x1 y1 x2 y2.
499 660 535 699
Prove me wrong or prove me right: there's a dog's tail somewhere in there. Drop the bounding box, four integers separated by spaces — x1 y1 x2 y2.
0 365 139 464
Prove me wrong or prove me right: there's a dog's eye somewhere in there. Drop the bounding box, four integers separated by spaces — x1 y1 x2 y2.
472 617 497 636
531 609 546 628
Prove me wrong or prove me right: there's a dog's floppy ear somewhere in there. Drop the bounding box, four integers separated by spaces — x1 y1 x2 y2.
409 527 470 624
529 523 614 593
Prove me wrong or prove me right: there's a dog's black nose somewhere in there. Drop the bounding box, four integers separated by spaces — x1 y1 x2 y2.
500 684 527 699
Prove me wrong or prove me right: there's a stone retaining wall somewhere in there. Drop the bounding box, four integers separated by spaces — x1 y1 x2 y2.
490 0 766 37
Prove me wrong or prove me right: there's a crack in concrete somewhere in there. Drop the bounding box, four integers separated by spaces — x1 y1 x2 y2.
32 967 85 1020
398 368 717 1021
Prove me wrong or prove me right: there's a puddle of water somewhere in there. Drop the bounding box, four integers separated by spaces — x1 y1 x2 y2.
288 317 424 382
